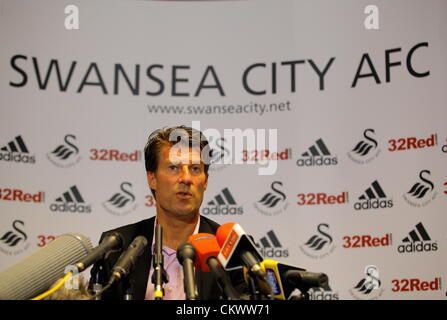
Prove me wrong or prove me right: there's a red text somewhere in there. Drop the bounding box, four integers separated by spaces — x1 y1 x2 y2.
297 192 348 205
388 134 437 152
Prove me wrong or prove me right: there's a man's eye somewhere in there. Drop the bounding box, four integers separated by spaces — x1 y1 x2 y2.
191 166 202 173
168 165 178 171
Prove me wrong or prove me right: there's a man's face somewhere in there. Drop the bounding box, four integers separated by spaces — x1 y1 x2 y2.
147 144 208 218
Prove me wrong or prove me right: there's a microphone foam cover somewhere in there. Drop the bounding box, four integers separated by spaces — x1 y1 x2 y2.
188 233 220 272
0 232 93 300
216 222 236 247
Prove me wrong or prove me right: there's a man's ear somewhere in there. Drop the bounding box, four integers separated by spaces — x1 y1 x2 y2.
147 171 156 190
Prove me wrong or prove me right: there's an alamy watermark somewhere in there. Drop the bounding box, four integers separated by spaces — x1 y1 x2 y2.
64 265 80 290
167 121 278 175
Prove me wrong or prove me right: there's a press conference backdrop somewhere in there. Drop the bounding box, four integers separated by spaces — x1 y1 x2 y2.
0 0 446 300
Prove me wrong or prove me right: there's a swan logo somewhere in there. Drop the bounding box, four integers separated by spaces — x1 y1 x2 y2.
403 170 437 207
208 137 231 172
300 223 336 259
47 134 81 168
349 265 384 300
0 220 31 256
253 181 289 216
102 182 138 216
347 129 381 164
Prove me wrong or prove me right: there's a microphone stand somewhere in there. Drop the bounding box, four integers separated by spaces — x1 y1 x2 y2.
123 276 135 300
207 258 240 300
90 261 105 300
151 225 169 300
246 271 261 300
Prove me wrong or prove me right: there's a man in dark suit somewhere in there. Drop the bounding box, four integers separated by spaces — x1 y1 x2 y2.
90 126 241 300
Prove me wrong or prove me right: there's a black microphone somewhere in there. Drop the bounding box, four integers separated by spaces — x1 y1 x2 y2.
75 232 123 272
260 259 329 300
176 242 198 300
107 236 148 286
284 270 329 289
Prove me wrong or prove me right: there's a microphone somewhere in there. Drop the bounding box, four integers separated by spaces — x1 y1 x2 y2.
0 233 93 300
151 225 169 300
285 270 329 289
176 242 198 300
188 233 240 300
216 223 266 281
74 231 123 272
261 259 329 300
107 236 148 286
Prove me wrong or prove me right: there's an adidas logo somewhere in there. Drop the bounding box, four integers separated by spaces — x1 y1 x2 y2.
103 182 138 216
309 287 339 300
256 230 289 258
47 134 81 168
347 129 381 164
302 138 330 157
402 222 431 242
55 185 85 203
50 185 91 213
202 188 243 215
354 180 393 210
0 136 35 164
258 230 282 248
398 222 438 253
208 188 236 205
359 180 386 200
1 135 28 153
403 170 437 208
297 138 337 167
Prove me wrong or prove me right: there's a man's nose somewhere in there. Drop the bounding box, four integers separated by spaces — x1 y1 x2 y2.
179 166 192 185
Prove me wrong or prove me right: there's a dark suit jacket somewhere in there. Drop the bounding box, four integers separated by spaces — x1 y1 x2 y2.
90 215 241 300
